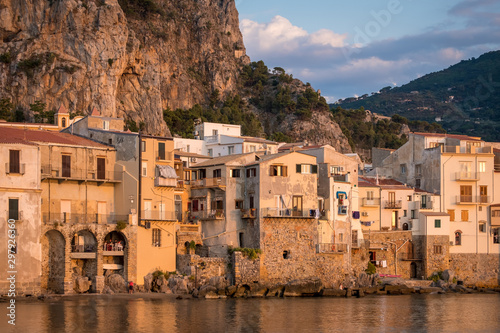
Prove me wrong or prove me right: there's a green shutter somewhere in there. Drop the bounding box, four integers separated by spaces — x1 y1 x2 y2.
9 199 19 220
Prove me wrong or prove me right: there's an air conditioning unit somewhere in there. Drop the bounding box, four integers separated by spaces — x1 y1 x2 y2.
191 157 197 162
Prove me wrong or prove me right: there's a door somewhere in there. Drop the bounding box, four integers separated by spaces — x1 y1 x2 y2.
97 157 106 180
292 196 303 217
388 192 396 204
158 203 166 220
460 185 472 203
391 211 398 230
97 202 106 224
144 201 152 219
61 200 71 223
62 155 71 177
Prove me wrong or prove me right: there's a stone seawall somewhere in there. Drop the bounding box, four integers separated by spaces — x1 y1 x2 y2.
449 254 500 287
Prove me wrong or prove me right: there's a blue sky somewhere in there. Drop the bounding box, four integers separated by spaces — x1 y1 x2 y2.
236 0 500 102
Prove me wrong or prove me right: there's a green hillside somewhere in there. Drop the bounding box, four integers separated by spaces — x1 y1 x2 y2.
338 50 500 141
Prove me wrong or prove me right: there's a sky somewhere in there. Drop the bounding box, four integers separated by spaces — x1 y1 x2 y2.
236 0 500 102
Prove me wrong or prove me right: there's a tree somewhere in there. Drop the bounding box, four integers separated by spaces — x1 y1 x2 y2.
0 98 14 120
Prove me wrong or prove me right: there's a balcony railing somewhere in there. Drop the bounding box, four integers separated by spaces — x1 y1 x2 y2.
420 200 433 210
191 177 226 188
316 243 348 254
384 200 402 209
154 177 176 187
5 163 25 174
241 208 257 219
455 172 479 181
71 244 96 253
332 174 349 182
43 213 129 224
261 207 317 218
41 165 122 182
141 210 177 221
362 198 380 206
442 146 492 154
456 196 490 204
204 135 220 144
191 209 225 220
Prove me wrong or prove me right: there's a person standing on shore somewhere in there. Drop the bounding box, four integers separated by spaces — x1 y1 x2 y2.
128 281 134 294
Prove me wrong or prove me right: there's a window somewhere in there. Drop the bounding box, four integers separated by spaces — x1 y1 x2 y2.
403 210 407 217
192 200 199 212
460 161 472 178
270 165 288 176
108 138 112 145
415 164 422 176
62 155 71 177
367 191 374 200
283 250 290 259
435 219 441 228
199 169 206 179
455 231 462 246
479 161 486 173
141 140 146 152
480 186 488 203
97 157 106 180
249 145 256 152
493 210 500 217
330 166 343 175
212 129 218 136
152 228 161 247
415 179 421 188
230 169 241 178
400 164 406 175
186 145 190 153
460 185 472 203
103 120 109 130
208 149 213 157
158 142 166 160
249 195 254 209
479 222 486 233
433 245 442 254
461 210 469 222
411 210 416 219
61 118 66 128
184 170 190 181
235 200 243 209
9 198 19 220
494 228 500 244
228 146 234 155
296 164 317 174
448 209 455 221
213 169 221 178
407 195 412 201
142 162 147 177
246 168 256 178
239 232 244 248
9 150 20 174
421 195 428 208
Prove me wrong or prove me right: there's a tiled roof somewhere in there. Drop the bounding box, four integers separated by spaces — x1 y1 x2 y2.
412 132 482 141
0 127 110 148
174 149 212 159
191 153 256 167
239 136 278 145
358 176 411 189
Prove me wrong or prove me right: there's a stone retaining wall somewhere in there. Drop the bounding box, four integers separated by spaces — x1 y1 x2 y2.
177 254 229 284
449 254 500 287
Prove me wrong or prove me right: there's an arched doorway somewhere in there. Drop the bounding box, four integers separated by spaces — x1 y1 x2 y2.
42 230 66 294
103 231 127 279
402 223 409 230
70 230 98 293
410 262 417 279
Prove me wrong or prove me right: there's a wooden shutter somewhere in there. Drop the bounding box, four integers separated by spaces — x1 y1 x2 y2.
296 164 301 173
283 166 288 177
312 165 318 174
9 150 20 173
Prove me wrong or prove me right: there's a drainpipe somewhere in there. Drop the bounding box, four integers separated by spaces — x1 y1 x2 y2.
138 132 142 225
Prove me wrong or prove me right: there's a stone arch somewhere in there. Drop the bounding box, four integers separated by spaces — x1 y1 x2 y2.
41 229 66 294
103 231 128 280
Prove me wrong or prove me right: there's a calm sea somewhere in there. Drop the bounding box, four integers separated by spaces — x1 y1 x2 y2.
2 293 500 332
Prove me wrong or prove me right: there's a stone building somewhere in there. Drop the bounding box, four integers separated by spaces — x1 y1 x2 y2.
0 133 42 295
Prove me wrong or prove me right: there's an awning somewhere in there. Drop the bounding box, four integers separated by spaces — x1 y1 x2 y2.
157 165 178 179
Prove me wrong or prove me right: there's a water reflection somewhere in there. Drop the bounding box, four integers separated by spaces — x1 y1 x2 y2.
3 294 500 332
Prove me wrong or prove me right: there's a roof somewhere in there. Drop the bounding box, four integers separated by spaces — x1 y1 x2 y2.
174 149 212 159
0 127 110 148
358 178 379 188
358 176 411 189
191 153 256 168
412 132 482 142
57 105 68 114
420 212 450 217
239 136 278 145
247 151 315 166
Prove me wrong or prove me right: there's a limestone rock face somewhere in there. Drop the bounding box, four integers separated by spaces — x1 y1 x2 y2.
283 278 323 297
73 275 92 293
105 273 127 293
0 0 248 136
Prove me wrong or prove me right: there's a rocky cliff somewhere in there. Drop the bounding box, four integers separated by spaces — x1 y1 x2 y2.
0 0 248 135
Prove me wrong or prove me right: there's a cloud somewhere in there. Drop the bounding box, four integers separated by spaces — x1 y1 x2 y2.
240 0 500 100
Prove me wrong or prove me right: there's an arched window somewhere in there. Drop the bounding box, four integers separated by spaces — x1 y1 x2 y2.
403 223 409 230
61 118 66 128
455 231 462 246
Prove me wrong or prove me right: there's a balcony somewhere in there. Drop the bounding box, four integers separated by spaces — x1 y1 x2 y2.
384 200 402 209
316 243 348 254
420 201 433 210
204 135 220 144
43 213 129 225
261 207 317 218
156 151 173 161
5 163 25 174
71 245 97 259
41 165 122 183
455 195 490 205
362 198 380 207
442 146 492 154
332 174 349 182
491 215 500 227
455 172 479 181
155 177 176 187
178 224 201 233
191 177 226 188
191 209 225 220
241 208 257 219
141 210 177 221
